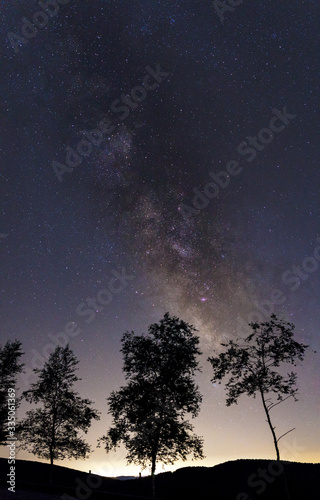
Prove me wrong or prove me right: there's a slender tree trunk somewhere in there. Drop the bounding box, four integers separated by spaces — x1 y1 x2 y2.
150 417 162 500
49 448 54 485
259 389 280 460
49 463 54 486
259 389 291 499
151 456 156 500
49 412 56 486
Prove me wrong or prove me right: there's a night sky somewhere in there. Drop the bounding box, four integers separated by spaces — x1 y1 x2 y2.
1 0 319 477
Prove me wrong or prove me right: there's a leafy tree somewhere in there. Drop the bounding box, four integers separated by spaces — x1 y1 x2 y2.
208 314 310 460
18 345 100 470
0 340 24 444
99 313 204 497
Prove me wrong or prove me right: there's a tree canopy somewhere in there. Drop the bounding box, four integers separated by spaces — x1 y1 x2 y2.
99 312 204 486
18 345 100 466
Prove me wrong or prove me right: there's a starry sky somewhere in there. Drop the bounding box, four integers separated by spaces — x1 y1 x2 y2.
1 0 320 477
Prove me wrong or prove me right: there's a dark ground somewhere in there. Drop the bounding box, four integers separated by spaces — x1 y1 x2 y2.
0 457 319 499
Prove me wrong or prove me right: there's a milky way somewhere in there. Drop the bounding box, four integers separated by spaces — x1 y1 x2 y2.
1 0 319 475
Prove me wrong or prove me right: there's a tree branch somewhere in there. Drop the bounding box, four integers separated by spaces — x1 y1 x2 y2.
277 428 295 443
268 395 293 411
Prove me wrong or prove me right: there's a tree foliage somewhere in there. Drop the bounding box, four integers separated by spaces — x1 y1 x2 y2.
99 313 204 478
18 345 100 465
0 340 24 444
208 314 310 460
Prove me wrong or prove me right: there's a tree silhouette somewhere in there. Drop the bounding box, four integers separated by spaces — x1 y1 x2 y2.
208 314 310 461
99 313 204 498
0 340 24 444
18 345 100 482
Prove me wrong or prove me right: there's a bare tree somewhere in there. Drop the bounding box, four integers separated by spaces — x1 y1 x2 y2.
208 314 310 460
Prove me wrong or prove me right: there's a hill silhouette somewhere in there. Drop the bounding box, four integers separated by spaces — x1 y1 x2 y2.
0 457 319 499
